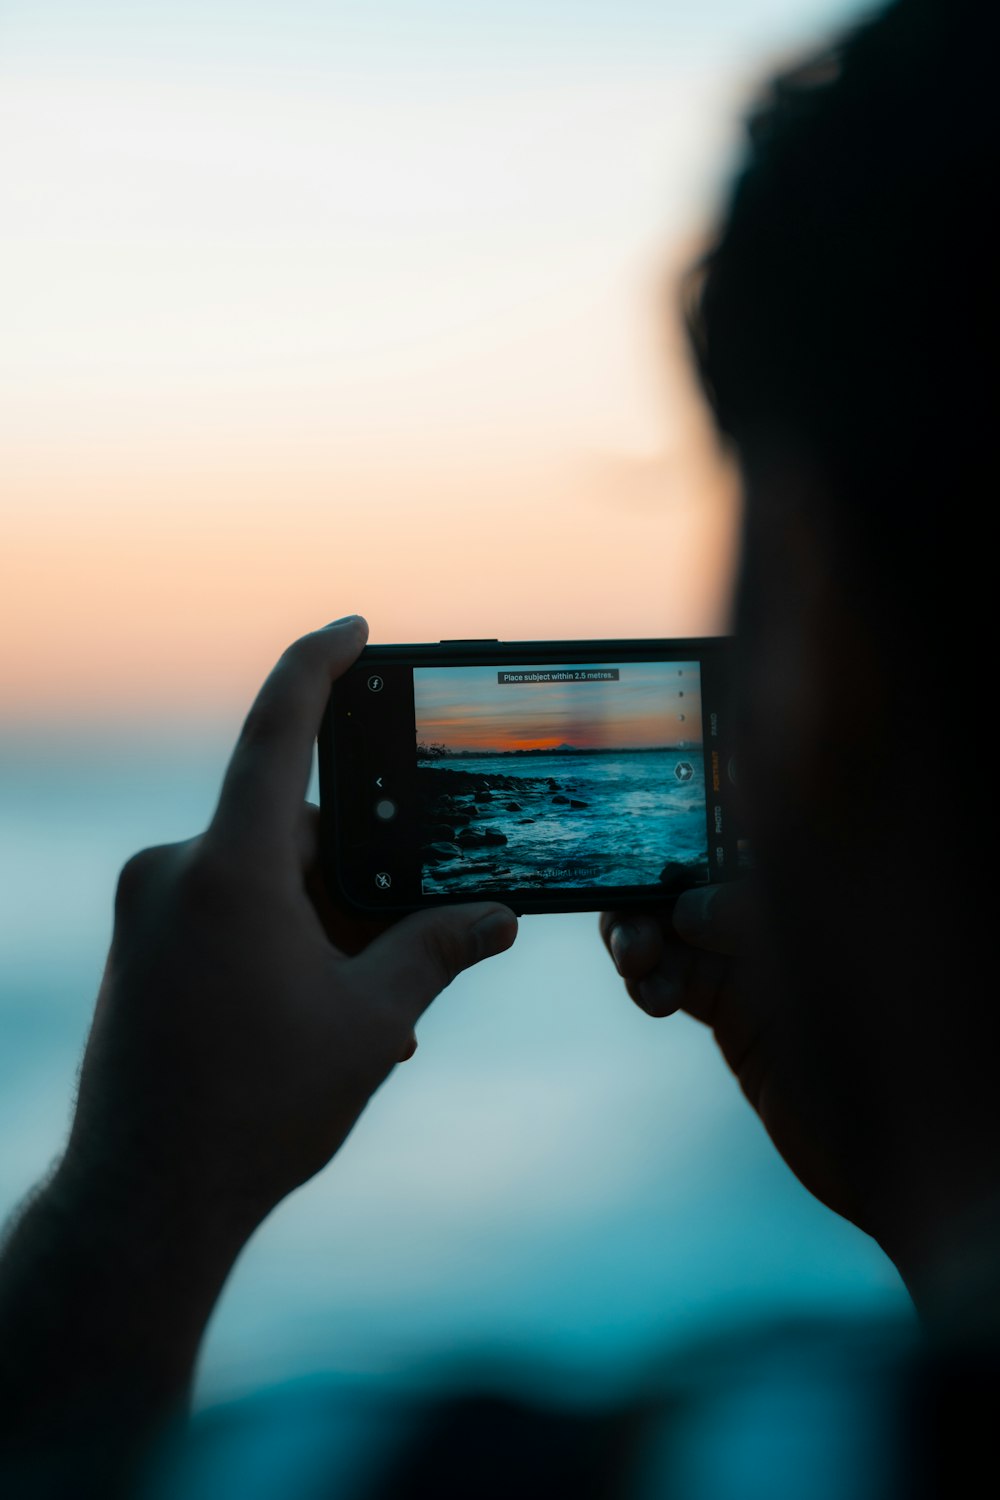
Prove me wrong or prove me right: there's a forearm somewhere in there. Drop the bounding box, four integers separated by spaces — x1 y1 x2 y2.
0 1153 257 1496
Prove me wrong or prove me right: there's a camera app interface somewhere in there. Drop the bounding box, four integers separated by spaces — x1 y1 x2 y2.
413 661 709 894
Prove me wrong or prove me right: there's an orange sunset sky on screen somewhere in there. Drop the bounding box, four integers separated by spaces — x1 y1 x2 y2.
414 659 701 753
419 723 692 752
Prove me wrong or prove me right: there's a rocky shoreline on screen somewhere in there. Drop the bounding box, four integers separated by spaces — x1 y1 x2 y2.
415 763 700 890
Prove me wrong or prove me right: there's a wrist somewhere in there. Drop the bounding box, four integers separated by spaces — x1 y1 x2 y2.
0 1153 255 1490
5 1147 262 1433
52 1136 264 1284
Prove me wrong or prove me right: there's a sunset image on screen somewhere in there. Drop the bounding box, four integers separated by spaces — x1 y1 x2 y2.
413 661 708 893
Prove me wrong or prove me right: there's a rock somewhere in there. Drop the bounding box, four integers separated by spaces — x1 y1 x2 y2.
417 764 539 798
505 801 522 811
423 842 463 864
474 790 494 803
518 818 536 824
552 794 570 804
569 799 589 809
456 828 508 848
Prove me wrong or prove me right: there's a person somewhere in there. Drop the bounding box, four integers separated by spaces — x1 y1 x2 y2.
602 0 1000 1344
2 0 997 1493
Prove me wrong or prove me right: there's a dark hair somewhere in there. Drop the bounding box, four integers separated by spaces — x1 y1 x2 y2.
688 0 996 621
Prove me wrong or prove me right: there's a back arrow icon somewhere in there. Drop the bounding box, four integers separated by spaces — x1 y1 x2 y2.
375 777 383 788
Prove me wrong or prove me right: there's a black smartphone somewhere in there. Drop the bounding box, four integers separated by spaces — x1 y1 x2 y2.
319 637 739 916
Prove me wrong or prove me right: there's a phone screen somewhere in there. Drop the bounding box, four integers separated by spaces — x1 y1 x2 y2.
321 640 739 914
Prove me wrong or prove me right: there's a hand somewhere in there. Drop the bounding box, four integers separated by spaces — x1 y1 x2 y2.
600 882 888 1243
0 617 518 1484
600 885 748 1023
601 884 1000 1332
66 616 519 1228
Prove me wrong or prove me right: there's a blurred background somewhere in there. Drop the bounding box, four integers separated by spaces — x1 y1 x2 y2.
1 0 907 1428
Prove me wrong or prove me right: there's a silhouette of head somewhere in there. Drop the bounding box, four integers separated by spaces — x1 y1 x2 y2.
689 0 992 892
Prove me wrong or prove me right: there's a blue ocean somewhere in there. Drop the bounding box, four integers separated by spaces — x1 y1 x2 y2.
419 749 707 893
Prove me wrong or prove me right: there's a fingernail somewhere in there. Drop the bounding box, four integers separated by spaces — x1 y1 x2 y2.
609 921 636 973
471 909 518 957
324 614 363 629
674 886 715 944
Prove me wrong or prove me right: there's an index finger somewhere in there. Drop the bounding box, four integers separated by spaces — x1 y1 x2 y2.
211 615 368 853
599 909 666 980
672 880 756 958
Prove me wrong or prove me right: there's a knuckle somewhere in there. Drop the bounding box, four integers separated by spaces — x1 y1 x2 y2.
115 845 168 912
173 837 238 914
113 842 191 929
116 838 222 925
285 630 326 670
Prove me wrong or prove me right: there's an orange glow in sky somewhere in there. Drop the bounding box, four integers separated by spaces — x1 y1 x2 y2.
0 9 757 729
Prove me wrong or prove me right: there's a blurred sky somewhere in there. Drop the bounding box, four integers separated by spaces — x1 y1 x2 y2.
2 0 874 725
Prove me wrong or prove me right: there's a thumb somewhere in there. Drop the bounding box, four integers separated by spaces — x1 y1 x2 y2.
673 881 754 958
350 903 518 1027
